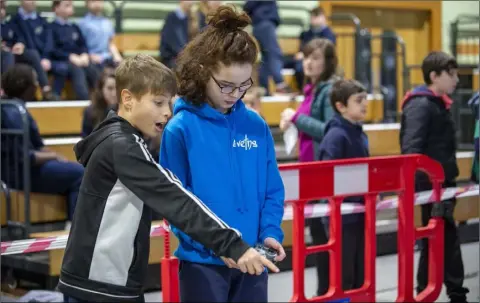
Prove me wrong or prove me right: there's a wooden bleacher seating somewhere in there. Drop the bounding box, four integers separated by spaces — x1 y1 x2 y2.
6 97 475 229
0 191 67 225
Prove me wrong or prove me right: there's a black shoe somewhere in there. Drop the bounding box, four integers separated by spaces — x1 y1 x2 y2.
42 91 61 101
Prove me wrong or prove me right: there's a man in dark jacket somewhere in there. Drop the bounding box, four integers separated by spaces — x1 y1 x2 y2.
400 51 469 303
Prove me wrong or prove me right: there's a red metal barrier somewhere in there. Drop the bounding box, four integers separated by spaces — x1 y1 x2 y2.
161 222 180 302
279 155 445 303
161 155 445 303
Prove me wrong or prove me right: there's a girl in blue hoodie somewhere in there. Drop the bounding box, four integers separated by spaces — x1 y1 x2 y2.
160 5 285 302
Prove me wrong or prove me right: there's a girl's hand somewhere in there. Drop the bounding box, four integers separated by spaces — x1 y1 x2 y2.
281 108 296 121
279 117 291 131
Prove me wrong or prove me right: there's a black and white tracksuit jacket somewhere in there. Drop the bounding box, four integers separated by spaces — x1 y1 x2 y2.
58 111 250 302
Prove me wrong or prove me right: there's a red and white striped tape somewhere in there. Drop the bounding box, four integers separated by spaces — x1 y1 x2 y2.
1 185 478 256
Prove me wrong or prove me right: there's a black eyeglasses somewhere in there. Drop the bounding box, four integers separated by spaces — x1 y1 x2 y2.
211 76 253 94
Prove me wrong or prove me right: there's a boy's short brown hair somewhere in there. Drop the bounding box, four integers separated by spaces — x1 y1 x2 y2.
330 79 366 113
421 51 458 85
52 0 62 10
115 54 177 102
310 7 325 17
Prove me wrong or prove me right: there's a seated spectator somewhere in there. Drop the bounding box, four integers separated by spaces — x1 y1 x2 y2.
77 0 122 72
243 86 265 117
1 0 23 72
295 7 336 89
469 92 479 183
159 1 194 69
244 0 292 95
1 64 84 226
49 0 99 100
10 0 58 100
198 0 222 29
81 71 117 137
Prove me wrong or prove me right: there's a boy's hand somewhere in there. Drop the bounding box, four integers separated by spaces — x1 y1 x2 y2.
281 108 296 121
220 257 239 269
264 237 286 262
11 42 24 55
41 59 51 71
294 52 304 60
90 54 102 64
69 54 82 66
56 154 68 162
113 53 122 63
80 53 90 66
237 247 279 275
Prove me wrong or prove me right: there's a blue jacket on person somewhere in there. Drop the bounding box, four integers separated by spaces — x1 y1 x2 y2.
1 16 24 48
243 0 280 27
10 8 51 58
1 98 44 189
49 18 88 61
160 98 285 266
299 26 337 49
317 114 369 223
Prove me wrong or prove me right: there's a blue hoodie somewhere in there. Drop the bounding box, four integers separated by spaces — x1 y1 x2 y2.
317 114 369 223
160 98 285 266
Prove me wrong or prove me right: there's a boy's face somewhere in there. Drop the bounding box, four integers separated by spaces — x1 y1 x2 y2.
21 0 36 13
206 62 253 113
431 69 458 95
310 14 326 28
122 90 172 139
336 92 368 123
87 0 104 15
207 1 222 10
0 0 6 19
55 0 74 18
179 1 193 12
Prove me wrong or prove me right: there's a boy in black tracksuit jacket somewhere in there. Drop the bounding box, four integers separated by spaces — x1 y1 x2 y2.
58 54 277 303
315 79 369 295
400 51 468 303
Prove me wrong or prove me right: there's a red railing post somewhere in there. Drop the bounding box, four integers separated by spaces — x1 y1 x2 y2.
396 161 417 302
161 220 180 302
290 201 308 302
362 193 378 301
328 197 343 297
396 155 445 302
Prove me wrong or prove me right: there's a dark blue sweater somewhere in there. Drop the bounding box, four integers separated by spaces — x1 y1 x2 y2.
299 26 337 50
48 19 88 61
1 17 24 47
10 13 51 58
317 114 369 223
1 98 44 189
159 11 188 65
243 1 280 27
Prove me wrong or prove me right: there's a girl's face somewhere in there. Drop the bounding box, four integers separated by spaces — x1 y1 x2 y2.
303 48 325 82
25 70 38 101
206 62 253 113
102 77 117 106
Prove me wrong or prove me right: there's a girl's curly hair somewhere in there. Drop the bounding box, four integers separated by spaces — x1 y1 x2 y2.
175 5 258 106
